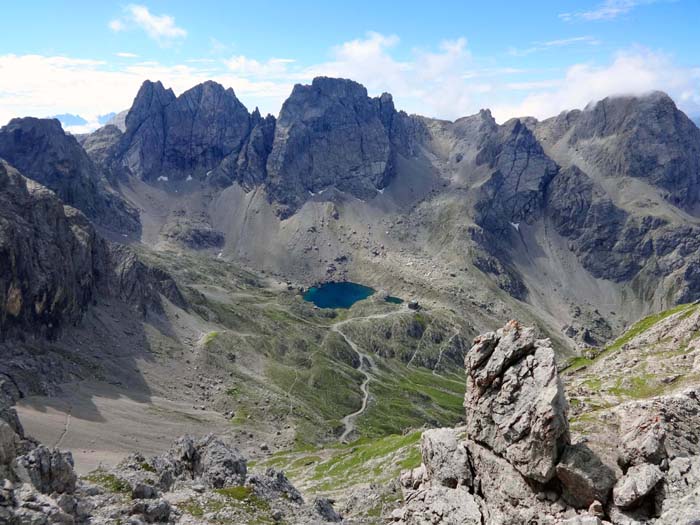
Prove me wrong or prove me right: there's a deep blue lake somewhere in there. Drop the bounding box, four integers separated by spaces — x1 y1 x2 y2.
303 282 375 309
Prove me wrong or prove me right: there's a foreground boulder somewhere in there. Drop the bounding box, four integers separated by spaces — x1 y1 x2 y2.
12 445 77 494
464 320 570 482
394 321 700 524
556 443 616 508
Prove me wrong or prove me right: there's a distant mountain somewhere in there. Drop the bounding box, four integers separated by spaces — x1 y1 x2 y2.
0 117 139 234
67 78 700 348
98 112 116 125
51 113 87 127
110 80 253 184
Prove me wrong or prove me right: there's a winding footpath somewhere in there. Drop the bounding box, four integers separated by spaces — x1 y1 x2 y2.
275 307 407 442
330 311 403 442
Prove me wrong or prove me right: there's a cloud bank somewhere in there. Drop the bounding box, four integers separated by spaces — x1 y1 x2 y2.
1 33 698 133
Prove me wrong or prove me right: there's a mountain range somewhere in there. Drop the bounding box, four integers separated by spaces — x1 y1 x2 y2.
18 76 699 348
2 76 700 523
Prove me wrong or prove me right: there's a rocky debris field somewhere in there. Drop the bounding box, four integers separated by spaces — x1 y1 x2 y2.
393 320 700 524
0 396 345 524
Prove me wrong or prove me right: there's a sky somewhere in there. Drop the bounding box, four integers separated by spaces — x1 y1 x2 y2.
1 0 699 132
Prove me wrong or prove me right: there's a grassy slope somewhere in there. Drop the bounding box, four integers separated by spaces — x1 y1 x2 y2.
139 248 466 445
564 301 700 433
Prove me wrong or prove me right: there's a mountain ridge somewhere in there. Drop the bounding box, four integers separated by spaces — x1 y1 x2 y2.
59 78 700 350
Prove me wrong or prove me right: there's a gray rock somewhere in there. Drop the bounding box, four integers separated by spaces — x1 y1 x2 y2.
12 445 77 494
0 117 139 234
396 484 482 524
399 465 425 490
556 443 616 507
196 435 247 489
0 421 19 468
130 498 171 523
613 463 664 509
464 320 569 482
464 438 559 524
131 483 158 500
247 468 303 503
313 497 342 522
420 428 471 488
150 434 246 490
618 421 666 469
561 517 602 525
113 80 253 183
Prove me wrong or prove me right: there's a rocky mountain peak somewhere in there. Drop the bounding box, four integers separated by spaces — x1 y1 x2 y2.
539 89 700 210
576 90 682 139
265 76 396 217
0 117 139 233
114 79 253 182
124 80 176 131
309 76 369 100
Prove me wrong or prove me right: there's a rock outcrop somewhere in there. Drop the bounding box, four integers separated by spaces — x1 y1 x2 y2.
265 77 396 218
0 392 343 524
0 160 105 339
395 321 700 524
465 320 569 482
0 117 139 234
0 160 185 340
113 80 254 182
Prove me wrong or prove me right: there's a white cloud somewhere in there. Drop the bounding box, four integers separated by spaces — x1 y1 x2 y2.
508 36 601 56
115 52 139 58
108 19 125 32
225 56 295 77
300 32 477 119
127 5 186 40
109 4 187 46
0 54 290 131
1 36 698 133
491 49 700 121
560 0 661 21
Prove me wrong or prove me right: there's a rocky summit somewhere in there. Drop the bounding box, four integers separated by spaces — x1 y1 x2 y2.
394 321 700 524
2 72 700 524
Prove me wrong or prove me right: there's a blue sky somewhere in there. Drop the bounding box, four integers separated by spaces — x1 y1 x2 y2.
1 0 699 131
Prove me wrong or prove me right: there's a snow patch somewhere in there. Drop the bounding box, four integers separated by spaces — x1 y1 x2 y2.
510 222 520 232
186 175 193 181
157 176 169 182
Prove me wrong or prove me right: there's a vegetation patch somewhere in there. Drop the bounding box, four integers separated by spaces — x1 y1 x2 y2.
202 331 220 346
605 303 696 355
83 470 131 495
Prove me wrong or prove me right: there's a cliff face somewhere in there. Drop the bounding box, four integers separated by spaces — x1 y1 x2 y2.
0 118 139 234
113 80 254 182
265 77 395 217
0 160 105 339
0 159 183 340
